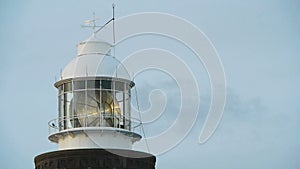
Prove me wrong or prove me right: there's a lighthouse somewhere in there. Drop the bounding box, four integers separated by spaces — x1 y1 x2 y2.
34 10 156 169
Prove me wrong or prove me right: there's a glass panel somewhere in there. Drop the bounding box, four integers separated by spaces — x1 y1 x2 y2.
115 92 124 129
101 80 112 89
86 90 100 127
74 80 85 90
64 92 73 129
64 82 72 92
71 92 81 128
58 85 63 95
125 91 131 130
74 90 86 127
87 80 100 89
115 81 125 91
58 94 64 131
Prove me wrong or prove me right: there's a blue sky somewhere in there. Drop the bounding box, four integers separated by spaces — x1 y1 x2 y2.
0 0 300 168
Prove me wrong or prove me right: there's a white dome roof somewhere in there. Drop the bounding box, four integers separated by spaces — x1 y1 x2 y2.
61 34 131 80
77 35 112 56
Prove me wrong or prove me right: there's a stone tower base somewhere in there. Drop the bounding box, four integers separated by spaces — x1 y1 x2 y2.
34 149 156 169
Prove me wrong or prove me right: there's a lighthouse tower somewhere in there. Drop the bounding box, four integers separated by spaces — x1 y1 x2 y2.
34 13 156 169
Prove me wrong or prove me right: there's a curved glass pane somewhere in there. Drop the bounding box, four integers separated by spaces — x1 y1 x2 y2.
58 79 132 130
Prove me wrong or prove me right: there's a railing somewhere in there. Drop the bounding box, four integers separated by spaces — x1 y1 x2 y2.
48 114 142 136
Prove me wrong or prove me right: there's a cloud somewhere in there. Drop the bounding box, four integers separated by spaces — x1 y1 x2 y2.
225 88 267 120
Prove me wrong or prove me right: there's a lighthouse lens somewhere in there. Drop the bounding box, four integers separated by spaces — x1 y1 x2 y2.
74 90 120 127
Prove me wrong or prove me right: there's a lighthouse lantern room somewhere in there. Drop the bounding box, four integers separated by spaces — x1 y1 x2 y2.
34 8 156 169
47 34 142 150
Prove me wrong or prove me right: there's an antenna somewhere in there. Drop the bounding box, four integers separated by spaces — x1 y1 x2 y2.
112 3 116 45
94 5 115 35
112 3 116 58
60 69 63 80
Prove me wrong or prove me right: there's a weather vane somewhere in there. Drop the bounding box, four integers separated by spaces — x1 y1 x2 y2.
82 3 116 41
81 12 102 31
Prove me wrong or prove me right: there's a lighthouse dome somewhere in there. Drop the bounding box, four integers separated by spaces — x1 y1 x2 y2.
61 34 131 80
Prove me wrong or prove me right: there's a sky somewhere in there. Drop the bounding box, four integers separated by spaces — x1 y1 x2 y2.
0 0 300 169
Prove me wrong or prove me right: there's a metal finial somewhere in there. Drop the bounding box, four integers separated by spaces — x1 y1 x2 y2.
92 12 96 31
